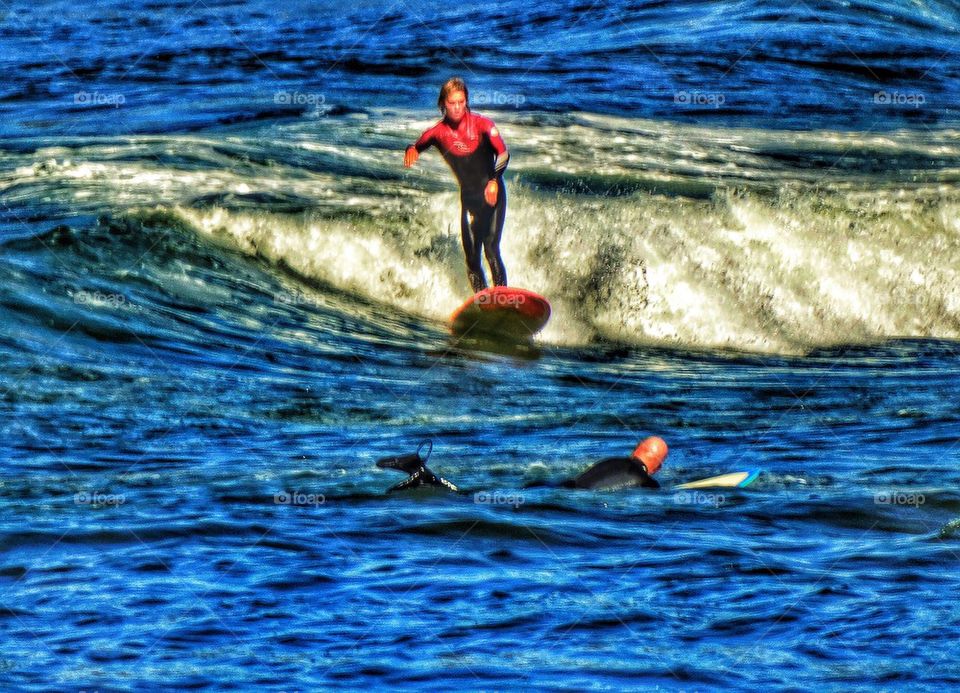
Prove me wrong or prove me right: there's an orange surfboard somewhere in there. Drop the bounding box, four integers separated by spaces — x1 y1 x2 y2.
450 287 551 340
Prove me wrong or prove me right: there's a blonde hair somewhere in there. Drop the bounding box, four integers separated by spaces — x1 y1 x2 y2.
437 77 469 114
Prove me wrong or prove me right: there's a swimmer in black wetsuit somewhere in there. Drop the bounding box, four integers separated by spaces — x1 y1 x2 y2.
404 76 510 293
377 437 668 494
557 436 667 491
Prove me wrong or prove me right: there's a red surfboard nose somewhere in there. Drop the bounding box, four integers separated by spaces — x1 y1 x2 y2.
450 286 551 339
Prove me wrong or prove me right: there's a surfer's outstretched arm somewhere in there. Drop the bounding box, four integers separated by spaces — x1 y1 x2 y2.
404 122 441 167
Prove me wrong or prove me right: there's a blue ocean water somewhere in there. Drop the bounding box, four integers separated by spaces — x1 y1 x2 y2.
3 0 960 689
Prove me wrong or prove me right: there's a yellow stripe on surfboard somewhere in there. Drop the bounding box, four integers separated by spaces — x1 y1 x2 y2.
674 470 759 490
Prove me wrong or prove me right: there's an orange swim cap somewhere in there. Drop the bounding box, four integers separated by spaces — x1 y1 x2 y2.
631 436 668 475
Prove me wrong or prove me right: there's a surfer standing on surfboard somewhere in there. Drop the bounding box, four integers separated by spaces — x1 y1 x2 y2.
403 77 510 293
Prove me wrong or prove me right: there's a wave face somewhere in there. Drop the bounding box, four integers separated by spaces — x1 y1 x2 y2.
4 113 960 352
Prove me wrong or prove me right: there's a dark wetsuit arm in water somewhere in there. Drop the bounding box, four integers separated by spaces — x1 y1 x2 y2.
568 457 660 490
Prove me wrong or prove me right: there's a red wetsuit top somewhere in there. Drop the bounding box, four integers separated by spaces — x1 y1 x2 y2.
408 111 510 209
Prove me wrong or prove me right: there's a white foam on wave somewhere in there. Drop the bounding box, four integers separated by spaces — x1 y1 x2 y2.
176 198 469 322
172 177 960 354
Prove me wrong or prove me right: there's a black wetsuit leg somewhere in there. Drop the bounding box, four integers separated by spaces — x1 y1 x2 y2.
483 177 507 287
460 177 508 293
460 204 487 293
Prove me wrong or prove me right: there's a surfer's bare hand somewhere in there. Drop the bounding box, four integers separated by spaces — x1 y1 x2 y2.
403 147 419 168
484 179 498 206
